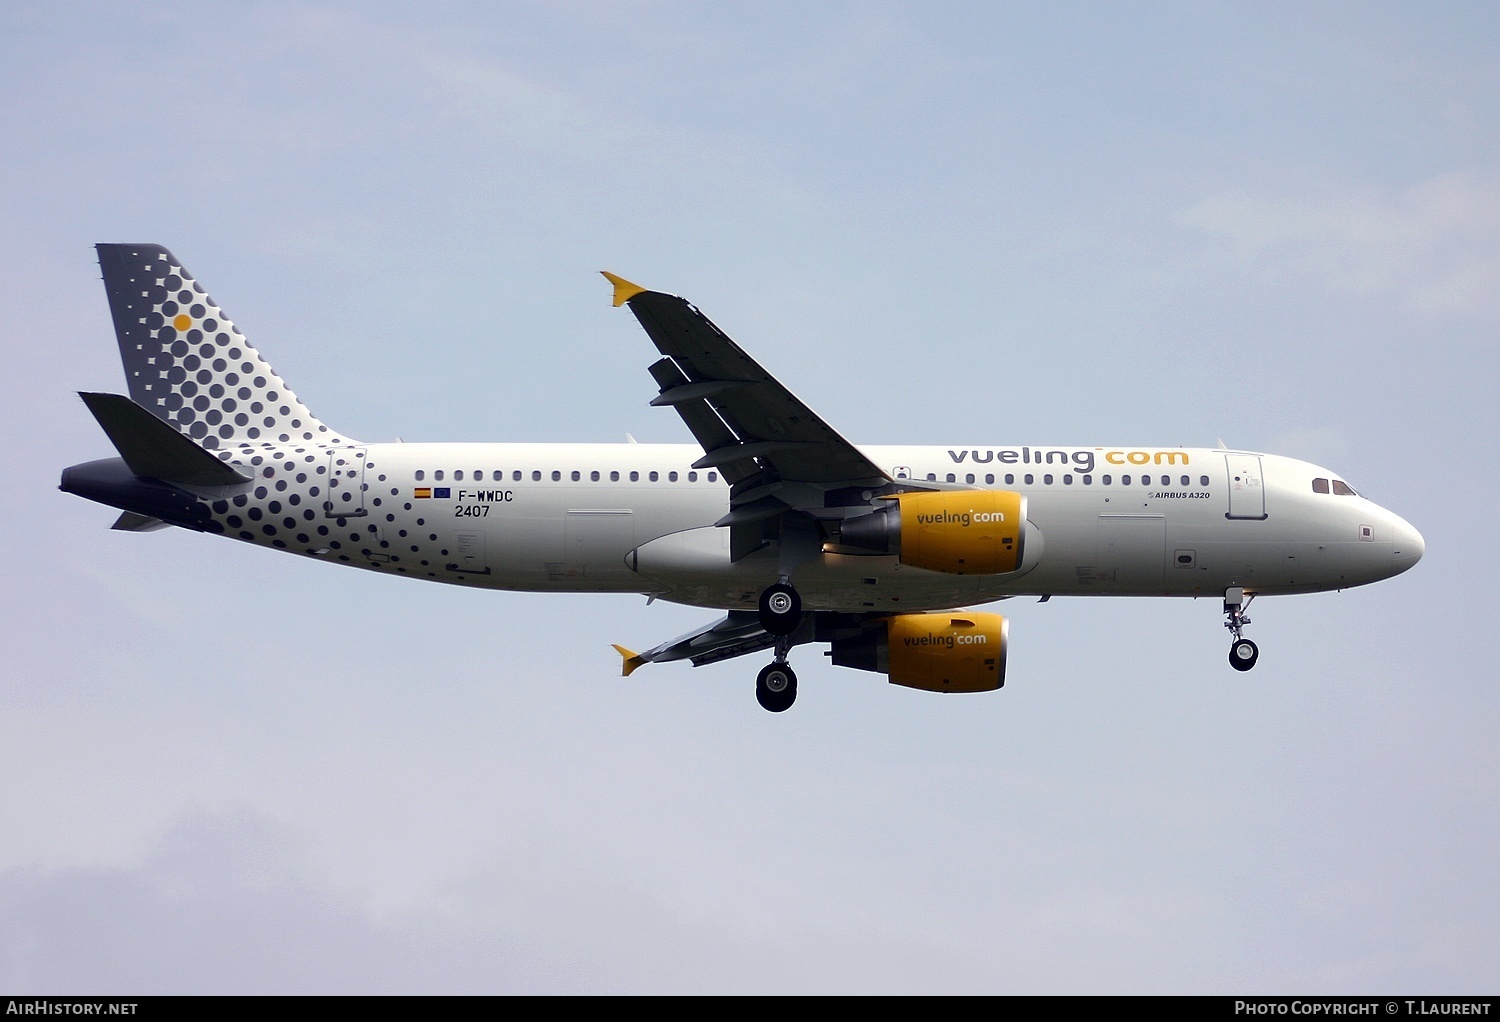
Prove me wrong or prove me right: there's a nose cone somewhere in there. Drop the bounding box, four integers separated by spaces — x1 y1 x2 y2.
1389 513 1424 576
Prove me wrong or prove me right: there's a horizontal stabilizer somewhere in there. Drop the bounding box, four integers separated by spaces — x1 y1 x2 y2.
79 392 250 487
111 511 171 532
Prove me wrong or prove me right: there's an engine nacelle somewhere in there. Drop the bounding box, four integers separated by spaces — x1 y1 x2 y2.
839 490 1026 575
828 612 1009 693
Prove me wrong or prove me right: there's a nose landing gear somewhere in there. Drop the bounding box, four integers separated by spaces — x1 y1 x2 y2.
1224 587 1259 671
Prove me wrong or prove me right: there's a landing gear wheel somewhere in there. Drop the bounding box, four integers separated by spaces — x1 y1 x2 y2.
756 662 798 712
758 582 802 636
1223 588 1259 672
1229 638 1259 672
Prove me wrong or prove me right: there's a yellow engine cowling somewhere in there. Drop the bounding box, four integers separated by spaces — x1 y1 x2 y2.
840 490 1026 575
828 612 1009 693
898 490 1024 574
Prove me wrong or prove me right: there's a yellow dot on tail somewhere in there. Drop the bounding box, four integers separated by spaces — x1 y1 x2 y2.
173 314 191 330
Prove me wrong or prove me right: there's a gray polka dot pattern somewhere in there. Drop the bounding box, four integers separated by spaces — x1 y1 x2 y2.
96 244 352 452
91 244 424 573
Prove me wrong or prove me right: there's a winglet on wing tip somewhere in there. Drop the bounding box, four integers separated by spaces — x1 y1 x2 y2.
611 644 648 677
600 271 647 308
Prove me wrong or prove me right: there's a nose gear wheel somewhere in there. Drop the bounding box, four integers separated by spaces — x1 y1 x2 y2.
1223 588 1259 672
1229 638 1259 671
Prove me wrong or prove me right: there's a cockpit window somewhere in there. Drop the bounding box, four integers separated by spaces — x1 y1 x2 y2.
1332 479 1357 496
1312 478 1330 494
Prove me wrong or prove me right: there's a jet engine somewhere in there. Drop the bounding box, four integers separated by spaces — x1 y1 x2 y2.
828 612 1009 692
839 490 1027 574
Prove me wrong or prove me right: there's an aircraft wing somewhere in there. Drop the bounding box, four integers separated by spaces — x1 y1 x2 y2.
604 273 890 492
612 610 811 676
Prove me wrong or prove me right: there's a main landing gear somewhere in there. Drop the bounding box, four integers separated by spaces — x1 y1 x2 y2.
1224 586 1259 671
756 657 797 713
758 580 801 635
756 579 803 711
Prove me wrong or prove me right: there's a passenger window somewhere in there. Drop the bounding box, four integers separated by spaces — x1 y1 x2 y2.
1063 474 1073 485
570 470 581 481
1024 474 1034 485
926 473 937 481
688 471 698 482
1199 475 1209 486
1332 480 1357 496
1181 475 1189 486
708 472 718 482
946 473 956 482
513 470 522 481
1122 475 1131 485
455 470 464 481
649 470 659 482
415 470 425 481
590 470 600 481
1102 475 1111 485
1043 474 1053 485
493 471 503 481
532 471 541 481
1005 474 1015 485
1082 475 1092 485
610 471 620 482
985 474 994 484
965 473 975 484
551 471 561 481
669 471 678 482
434 470 444 481
1312 478 1330 494
630 471 639 482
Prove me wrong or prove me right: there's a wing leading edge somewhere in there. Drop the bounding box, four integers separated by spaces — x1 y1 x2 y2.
604 274 888 487
604 272 895 563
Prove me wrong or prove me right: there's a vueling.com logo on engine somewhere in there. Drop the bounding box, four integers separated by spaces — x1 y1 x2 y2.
913 509 1006 527
903 632 990 649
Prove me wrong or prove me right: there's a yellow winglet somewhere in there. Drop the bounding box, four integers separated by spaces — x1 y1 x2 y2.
612 644 649 677
601 271 647 308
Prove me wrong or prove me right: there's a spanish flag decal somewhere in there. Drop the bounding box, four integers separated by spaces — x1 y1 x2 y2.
414 487 432 499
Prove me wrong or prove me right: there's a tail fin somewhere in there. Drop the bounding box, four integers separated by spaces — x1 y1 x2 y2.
96 244 352 451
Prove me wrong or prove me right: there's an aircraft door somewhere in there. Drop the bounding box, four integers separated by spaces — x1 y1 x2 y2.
1225 454 1267 520
324 447 368 518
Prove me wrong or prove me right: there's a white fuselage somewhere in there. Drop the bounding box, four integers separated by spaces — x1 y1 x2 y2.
203 441 1423 611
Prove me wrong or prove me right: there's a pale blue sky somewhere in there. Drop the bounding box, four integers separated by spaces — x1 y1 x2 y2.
2 1 1496 992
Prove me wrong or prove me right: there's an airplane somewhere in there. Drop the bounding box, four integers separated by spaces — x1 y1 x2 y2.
61 244 1425 712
